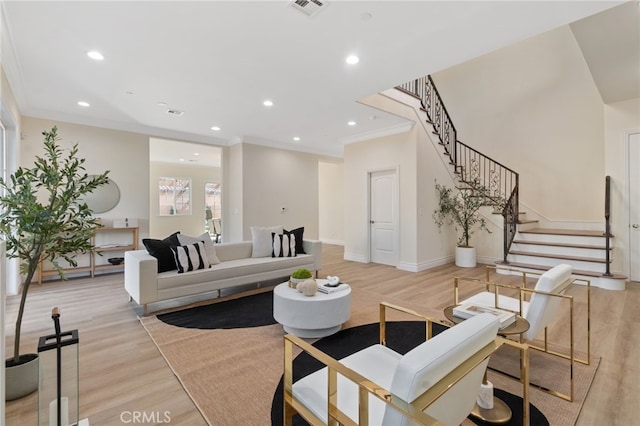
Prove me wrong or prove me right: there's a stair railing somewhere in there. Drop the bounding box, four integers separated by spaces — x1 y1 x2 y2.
398 75 519 262
604 175 612 276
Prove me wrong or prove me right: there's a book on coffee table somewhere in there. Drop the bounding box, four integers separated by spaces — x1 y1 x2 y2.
316 283 349 294
453 302 516 329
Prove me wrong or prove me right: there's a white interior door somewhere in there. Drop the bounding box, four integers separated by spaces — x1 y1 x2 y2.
369 170 398 266
629 132 640 282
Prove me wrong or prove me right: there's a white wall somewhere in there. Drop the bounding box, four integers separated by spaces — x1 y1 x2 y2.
604 98 640 275
318 161 344 245
149 162 221 238
432 25 605 224
20 117 150 244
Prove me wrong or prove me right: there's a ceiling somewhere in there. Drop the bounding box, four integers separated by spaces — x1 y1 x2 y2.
1 1 636 159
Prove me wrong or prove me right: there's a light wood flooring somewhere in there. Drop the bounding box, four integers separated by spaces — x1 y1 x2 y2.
5 244 638 425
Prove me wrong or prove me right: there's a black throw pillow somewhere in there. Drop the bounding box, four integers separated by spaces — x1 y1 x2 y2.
284 227 305 254
143 231 181 272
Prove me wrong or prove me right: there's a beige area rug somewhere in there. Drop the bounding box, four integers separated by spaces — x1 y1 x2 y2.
140 287 599 425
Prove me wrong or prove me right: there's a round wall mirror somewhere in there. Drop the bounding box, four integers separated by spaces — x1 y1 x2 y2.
83 177 121 213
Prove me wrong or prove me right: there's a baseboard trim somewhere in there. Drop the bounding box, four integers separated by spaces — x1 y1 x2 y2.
320 238 344 246
344 252 367 263
397 256 453 272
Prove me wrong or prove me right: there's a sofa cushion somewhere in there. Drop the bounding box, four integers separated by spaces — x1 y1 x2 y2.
525 263 572 340
143 232 180 272
156 254 314 290
272 231 296 258
285 227 305 254
383 313 498 426
171 241 211 273
178 232 220 265
293 344 401 425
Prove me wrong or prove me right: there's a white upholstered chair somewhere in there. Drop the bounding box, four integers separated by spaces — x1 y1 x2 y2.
283 302 531 426
454 263 591 402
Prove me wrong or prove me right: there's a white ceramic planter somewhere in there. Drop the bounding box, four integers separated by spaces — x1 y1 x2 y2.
455 246 477 268
5 353 39 400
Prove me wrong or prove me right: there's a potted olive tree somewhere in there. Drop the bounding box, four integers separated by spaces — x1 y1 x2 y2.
0 126 109 400
433 179 492 267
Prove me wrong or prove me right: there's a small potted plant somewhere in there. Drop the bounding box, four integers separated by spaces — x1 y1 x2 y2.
289 268 312 288
433 179 493 267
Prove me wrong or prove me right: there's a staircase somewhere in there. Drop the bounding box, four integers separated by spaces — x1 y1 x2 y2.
395 76 626 290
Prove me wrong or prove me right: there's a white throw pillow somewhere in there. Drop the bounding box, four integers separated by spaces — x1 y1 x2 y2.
177 232 220 265
251 225 283 257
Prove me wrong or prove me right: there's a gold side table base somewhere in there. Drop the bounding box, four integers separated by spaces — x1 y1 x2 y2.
470 398 512 425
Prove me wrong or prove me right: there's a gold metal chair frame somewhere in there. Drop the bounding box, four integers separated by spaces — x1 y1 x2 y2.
454 265 591 402
283 302 531 426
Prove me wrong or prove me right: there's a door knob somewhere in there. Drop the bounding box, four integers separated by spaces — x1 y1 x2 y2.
370 220 375 224
633 224 639 229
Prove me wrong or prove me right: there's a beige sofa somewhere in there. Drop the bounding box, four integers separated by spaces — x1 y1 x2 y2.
124 239 322 315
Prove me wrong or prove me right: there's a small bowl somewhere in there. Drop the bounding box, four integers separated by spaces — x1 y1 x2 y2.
108 257 124 265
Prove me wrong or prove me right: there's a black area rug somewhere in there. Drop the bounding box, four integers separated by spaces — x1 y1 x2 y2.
156 290 277 329
270 321 548 426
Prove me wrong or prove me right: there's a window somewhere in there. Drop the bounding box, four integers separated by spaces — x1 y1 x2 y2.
205 182 221 241
159 177 191 216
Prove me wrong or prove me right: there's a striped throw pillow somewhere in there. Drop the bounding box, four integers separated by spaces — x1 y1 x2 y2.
271 232 296 258
171 241 211 273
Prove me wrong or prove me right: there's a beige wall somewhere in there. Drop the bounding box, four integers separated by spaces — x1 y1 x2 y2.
318 161 344 245
239 143 324 241
432 25 605 224
343 129 417 265
349 91 503 269
226 144 244 242
149 162 221 238
20 117 150 245
604 98 640 274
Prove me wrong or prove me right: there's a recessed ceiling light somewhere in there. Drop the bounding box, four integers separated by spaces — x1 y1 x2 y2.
346 55 360 65
347 121 356 126
157 102 168 107
179 158 185 162
77 101 90 107
194 152 200 156
87 50 104 61
211 126 221 131
293 137 301 141
263 100 274 107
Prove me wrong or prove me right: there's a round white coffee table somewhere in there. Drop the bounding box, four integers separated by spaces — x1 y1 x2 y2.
273 280 351 338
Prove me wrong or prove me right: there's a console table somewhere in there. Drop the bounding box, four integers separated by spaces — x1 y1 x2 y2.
38 226 139 283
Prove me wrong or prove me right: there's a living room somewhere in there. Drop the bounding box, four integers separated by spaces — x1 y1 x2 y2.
1 1 639 425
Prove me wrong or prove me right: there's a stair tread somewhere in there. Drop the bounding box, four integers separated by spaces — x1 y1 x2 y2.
517 219 539 224
495 261 627 279
519 228 607 238
513 240 611 250
509 250 607 264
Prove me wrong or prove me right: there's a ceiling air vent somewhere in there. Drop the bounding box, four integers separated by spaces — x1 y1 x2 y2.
166 109 184 116
289 0 328 17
